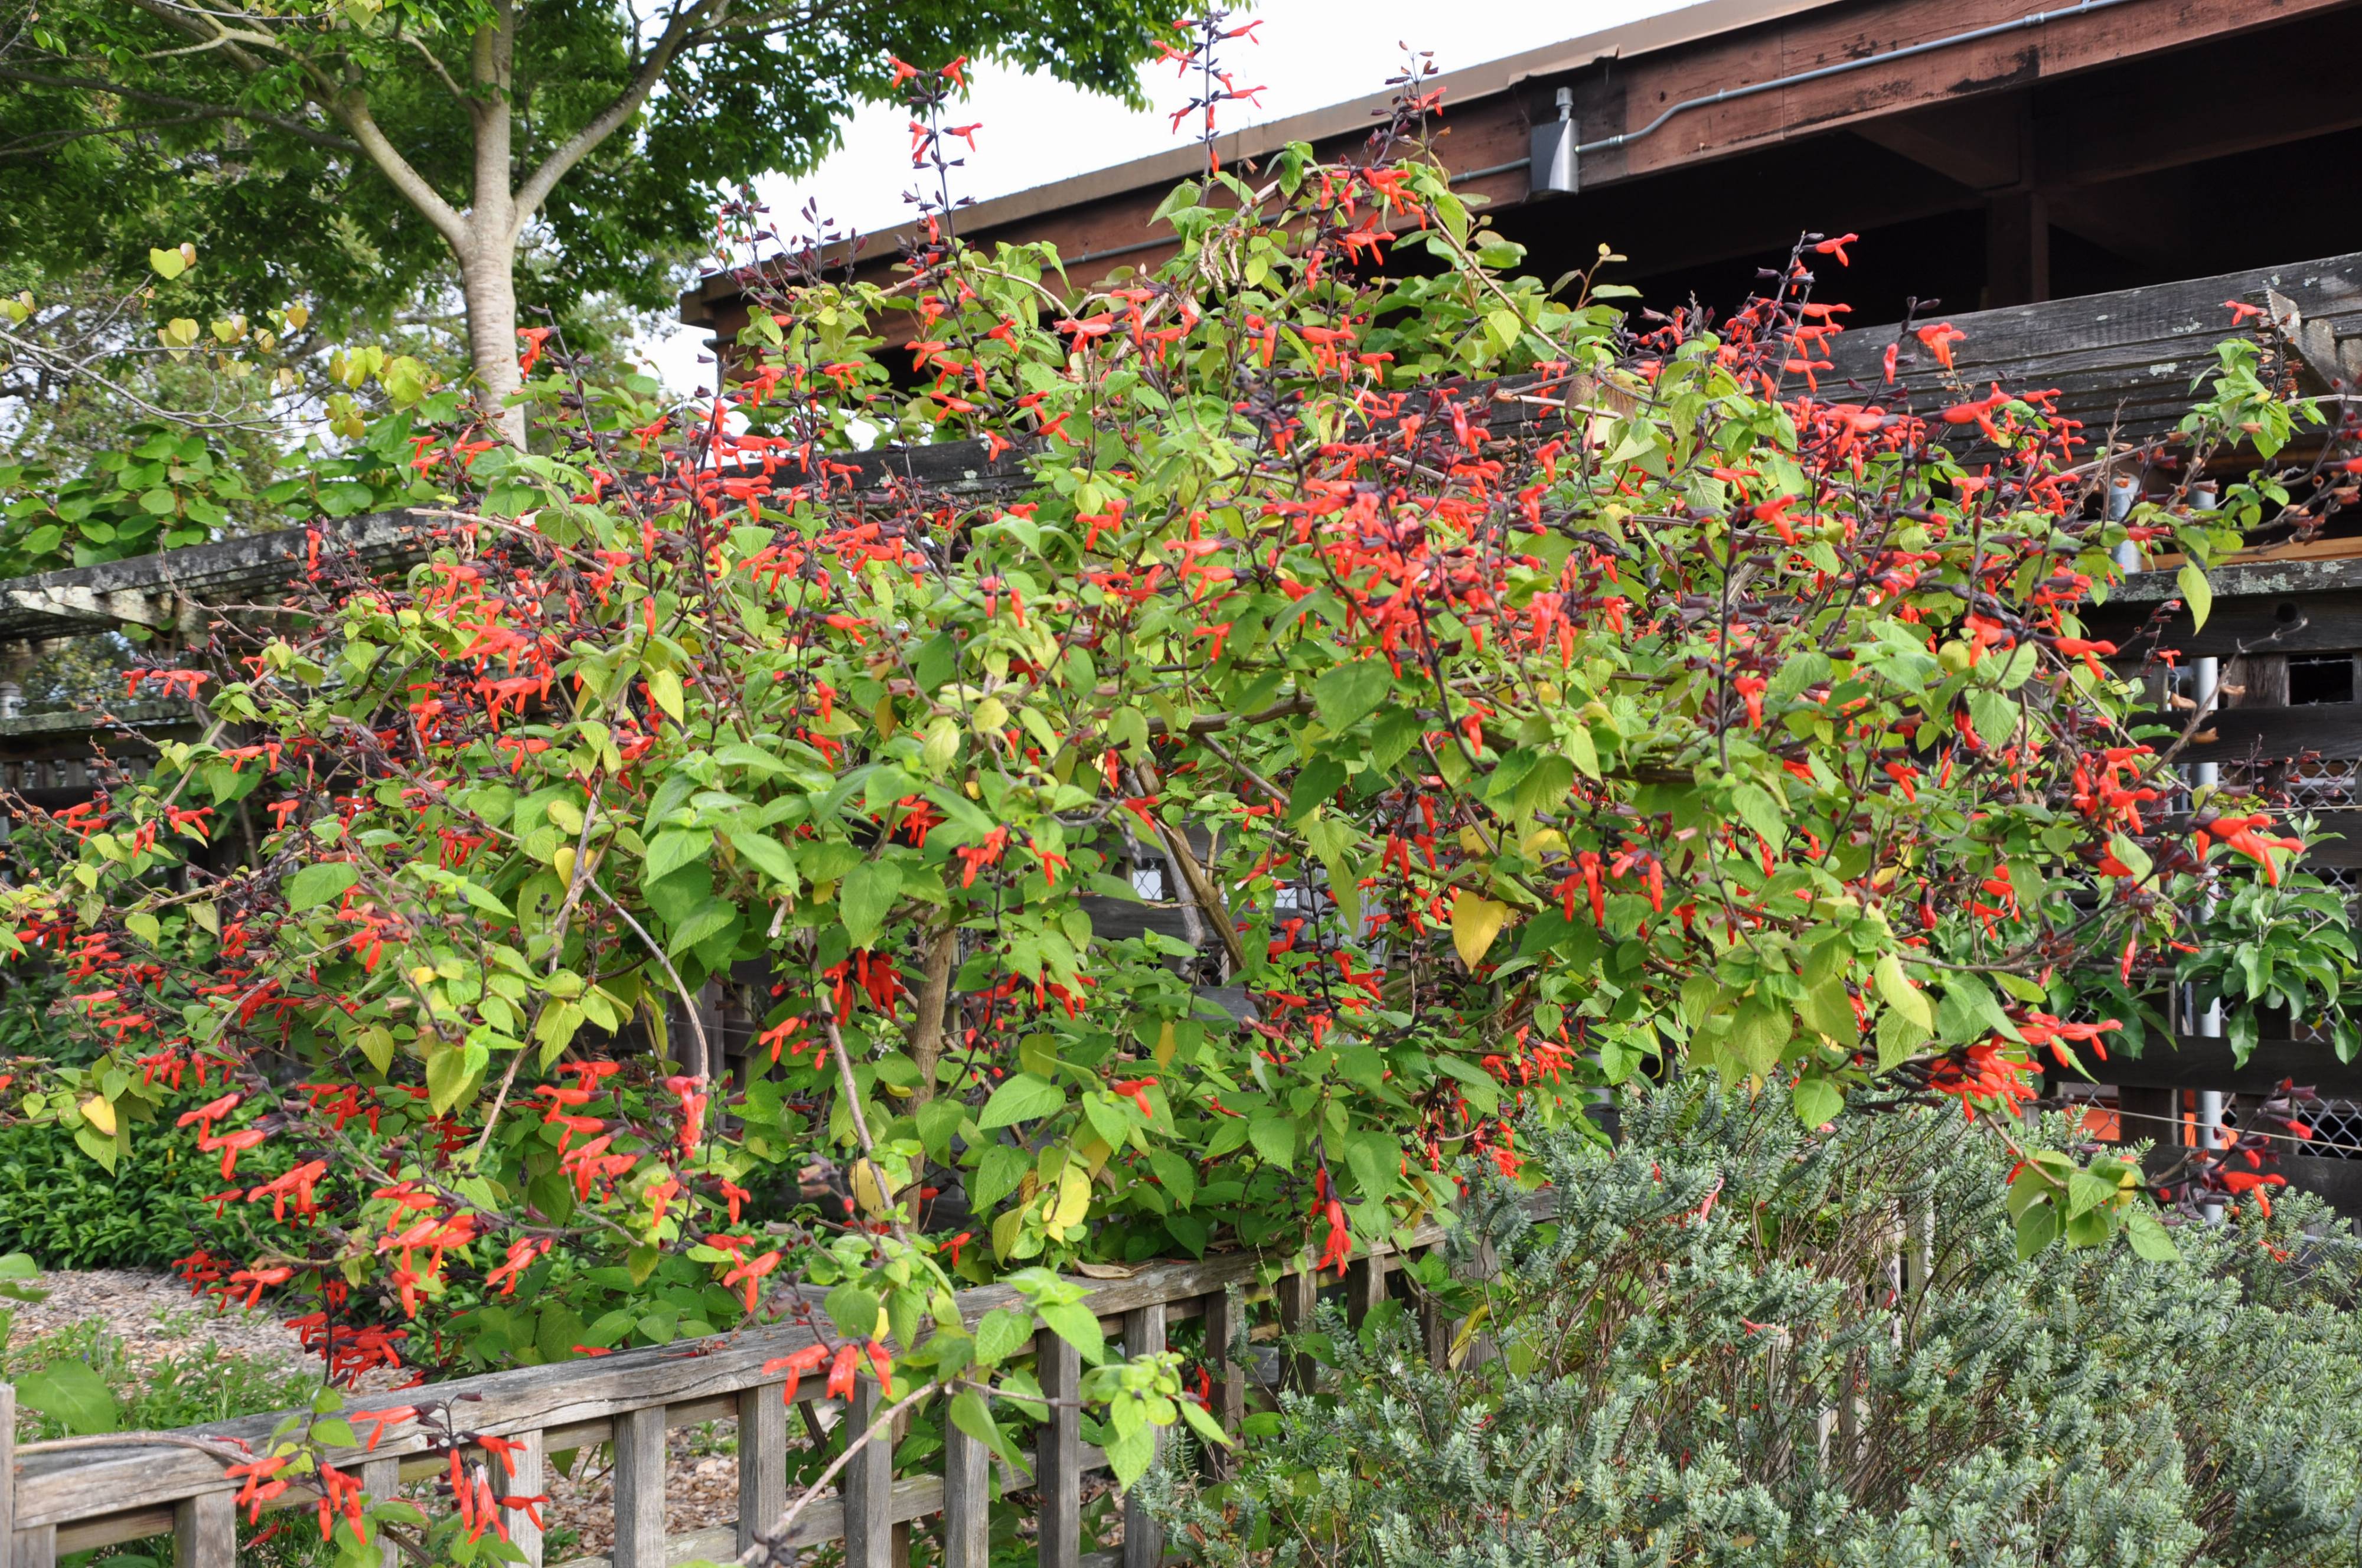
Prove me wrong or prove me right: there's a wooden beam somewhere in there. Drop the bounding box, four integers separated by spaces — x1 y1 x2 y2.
1820 247 2362 446
1985 188 2050 306
2093 1035 2362 1096
1568 0 2358 189
1847 94 2024 191
2032 8 2362 187
2044 169 2195 275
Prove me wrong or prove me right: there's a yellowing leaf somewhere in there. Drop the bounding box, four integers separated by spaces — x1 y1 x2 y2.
79 1096 116 1136
1050 1162 1092 1236
1875 952 1933 1030
2177 562 2212 633
149 246 190 280
1451 890 1510 968
647 668 685 724
847 1157 895 1218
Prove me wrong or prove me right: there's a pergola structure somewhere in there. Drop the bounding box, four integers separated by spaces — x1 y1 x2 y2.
681 0 2362 348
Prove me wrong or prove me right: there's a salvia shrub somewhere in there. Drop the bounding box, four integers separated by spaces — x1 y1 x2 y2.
0 40 2349 1560
1145 1083 2362 1567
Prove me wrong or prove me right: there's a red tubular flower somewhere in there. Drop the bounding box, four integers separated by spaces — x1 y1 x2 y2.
826 1342 862 1401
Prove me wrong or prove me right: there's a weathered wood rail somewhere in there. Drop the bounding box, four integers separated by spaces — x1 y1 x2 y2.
0 1231 1453 1568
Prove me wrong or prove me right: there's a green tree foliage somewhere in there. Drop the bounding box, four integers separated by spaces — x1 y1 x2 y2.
1146 1082 2362 1567
1 0 1167 436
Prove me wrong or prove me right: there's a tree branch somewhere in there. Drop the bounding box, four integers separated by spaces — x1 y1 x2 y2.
507 0 719 230
331 87 473 252
0 65 361 152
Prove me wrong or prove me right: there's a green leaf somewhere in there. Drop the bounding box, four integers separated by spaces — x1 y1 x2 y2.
1179 1394 1235 1449
2123 1207 2181 1262
1730 781 1784 848
2178 562 2212 632
973 1307 1035 1366
425 1043 481 1115
2015 1196 2061 1260
19 1358 118 1434
1247 1112 1296 1170
2066 1170 2118 1219
824 1282 880 1340
1791 1075 1843 1128
1103 1422 1156 1489
1313 659 1391 733
1034 1299 1105 1364
1147 1149 1198 1208
950 1386 1026 1472
645 828 713 886
978 1073 1065 1130
840 860 902 948
287 861 361 910
1877 1002 1930 1070
2108 832 2153 884
727 830 797 888
1432 1055 1500 1115
970 1144 1030 1210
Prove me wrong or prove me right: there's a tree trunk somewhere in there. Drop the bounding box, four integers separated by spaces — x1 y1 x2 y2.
461 237 526 447
462 6 527 448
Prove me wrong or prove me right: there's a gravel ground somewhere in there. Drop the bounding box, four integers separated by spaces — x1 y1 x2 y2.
541 1424 743 1563
6 1266 315 1374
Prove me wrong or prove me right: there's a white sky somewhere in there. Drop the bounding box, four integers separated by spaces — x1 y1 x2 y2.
640 0 1698 391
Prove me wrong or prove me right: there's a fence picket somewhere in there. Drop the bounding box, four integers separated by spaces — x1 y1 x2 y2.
1346 1253 1386 1329
1036 1329 1081 1568
504 1428 545 1568
169 1491 232 1568
1120 1303 1166 1568
939 1394 990 1568
1200 1288 1244 1473
1276 1266 1317 1391
14 1524 54 1568
611 1406 668 1568
842 1379 893 1568
735 1383 788 1557
361 1457 400 1568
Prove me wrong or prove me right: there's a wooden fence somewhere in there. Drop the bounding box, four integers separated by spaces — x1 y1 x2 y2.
0 1227 1457 1568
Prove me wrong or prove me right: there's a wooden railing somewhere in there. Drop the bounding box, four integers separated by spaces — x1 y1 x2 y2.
0 1227 1456 1568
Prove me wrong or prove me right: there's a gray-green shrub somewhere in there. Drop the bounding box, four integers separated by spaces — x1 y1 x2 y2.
1147 1085 2362 1567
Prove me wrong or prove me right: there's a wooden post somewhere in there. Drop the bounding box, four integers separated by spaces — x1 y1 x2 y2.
611 1406 668 1568
361 1457 400 1568
736 1383 788 1557
11 1524 52 1568
843 1377 893 1568
940 1387 990 1568
171 1491 234 1568
1345 1253 1387 1332
0 1384 14 1546
1035 1328 1081 1568
1200 1288 1244 1475
1276 1265 1317 1392
1121 1302 1166 1568
503 1428 545 1568
1418 1244 1450 1367
1985 189 2051 308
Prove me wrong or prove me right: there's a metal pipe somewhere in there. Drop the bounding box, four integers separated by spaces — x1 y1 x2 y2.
1573 0 2138 162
